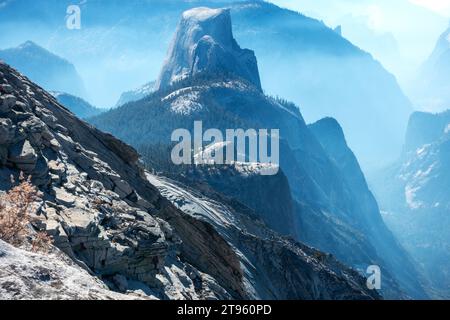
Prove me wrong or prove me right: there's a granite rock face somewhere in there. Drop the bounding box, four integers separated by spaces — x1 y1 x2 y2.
309 117 428 299
0 240 147 300
0 61 236 300
156 7 261 91
403 110 450 154
170 164 298 239
148 174 380 300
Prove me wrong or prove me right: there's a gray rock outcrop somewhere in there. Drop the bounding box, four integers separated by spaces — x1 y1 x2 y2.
0 61 237 300
0 240 148 300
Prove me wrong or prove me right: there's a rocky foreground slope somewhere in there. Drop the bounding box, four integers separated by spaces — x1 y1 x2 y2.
0 240 145 300
0 61 379 300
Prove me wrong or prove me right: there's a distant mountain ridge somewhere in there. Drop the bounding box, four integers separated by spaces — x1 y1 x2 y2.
50 92 103 119
0 0 412 167
115 82 156 107
372 110 450 299
412 25 450 112
403 110 450 153
0 41 86 98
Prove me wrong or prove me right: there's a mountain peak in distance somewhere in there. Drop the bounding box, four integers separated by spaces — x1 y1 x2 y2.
156 7 262 91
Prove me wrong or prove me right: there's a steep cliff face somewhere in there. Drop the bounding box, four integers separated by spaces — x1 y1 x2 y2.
156 7 261 91
309 117 428 300
403 111 450 154
165 164 298 239
0 61 378 300
372 110 450 299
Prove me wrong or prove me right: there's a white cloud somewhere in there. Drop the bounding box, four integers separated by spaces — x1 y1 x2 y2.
409 0 450 17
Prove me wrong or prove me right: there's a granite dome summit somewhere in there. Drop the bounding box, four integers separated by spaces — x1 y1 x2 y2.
156 7 262 91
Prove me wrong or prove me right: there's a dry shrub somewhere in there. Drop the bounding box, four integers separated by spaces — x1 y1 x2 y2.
31 231 53 253
0 173 53 252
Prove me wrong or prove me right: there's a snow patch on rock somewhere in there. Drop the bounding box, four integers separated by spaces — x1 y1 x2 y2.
0 240 142 300
170 92 203 115
182 7 224 21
